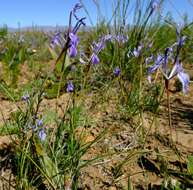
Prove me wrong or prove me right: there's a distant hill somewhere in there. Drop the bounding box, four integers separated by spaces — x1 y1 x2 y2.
6 25 68 32
1 25 92 33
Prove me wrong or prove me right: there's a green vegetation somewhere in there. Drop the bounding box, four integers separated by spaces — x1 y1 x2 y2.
0 0 193 189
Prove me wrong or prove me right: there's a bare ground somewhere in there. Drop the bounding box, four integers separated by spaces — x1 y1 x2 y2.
0 80 193 189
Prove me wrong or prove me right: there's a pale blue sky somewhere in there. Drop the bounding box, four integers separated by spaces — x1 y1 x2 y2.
0 0 193 27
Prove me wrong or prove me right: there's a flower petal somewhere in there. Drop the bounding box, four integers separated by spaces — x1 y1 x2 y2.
68 44 77 57
177 71 189 94
67 81 74 92
148 54 163 74
38 129 46 141
91 53 100 65
133 48 139 57
50 32 63 48
113 67 121 77
69 32 79 46
168 63 179 80
151 0 159 11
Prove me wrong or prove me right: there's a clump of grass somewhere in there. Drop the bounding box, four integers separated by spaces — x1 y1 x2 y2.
0 79 105 189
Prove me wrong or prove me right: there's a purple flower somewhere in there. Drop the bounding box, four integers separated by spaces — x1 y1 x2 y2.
90 37 107 64
116 34 128 44
71 3 86 33
133 48 139 57
68 32 79 57
22 93 30 102
38 128 46 141
148 54 189 94
69 44 78 57
133 45 143 57
151 0 159 11
148 54 163 74
91 53 100 65
178 70 189 94
72 3 82 13
168 60 189 93
71 3 83 21
92 40 105 54
32 119 44 132
50 3 85 61
113 67 121 77
69 32 79 46
36 119 43 127
104 34 113 41
145 55 154 65
50 32 63 49
67 81 74 92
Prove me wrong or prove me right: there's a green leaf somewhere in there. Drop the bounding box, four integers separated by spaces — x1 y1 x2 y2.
0 122 19 135
47 45 58 60
187 155 193 176
128 175 132 190
33 136 45 156
33 136 60 186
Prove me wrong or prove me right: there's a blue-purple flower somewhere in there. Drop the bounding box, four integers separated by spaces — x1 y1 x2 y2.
67 81 74 92
147 21 189 94
91 53 100 65
72 3 82 13
71 3 83 22
38 128 46 141
177 69 189 94
32 119 44 132
148 54 163 74
168 60 189 93
90 37 107 64
113 67 121 77
68 32 79 57
104 34 113 42
22 92 30 102
50 32 63 49
148 56 189 94
145 55 154 65
116 34 128 44
92 40 105 54
89 34 114 65
50 3 85 62
69 32 79 46
69 44 78 57
133 45 143 57
70 3 86 35
36 119 43 127
151 0 159 11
